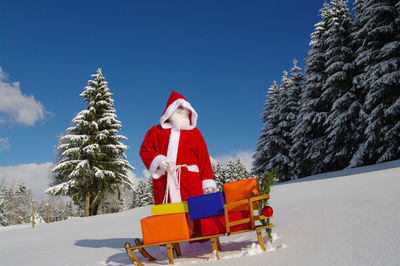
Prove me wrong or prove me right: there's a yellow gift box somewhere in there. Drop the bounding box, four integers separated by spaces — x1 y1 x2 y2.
151 202 189 216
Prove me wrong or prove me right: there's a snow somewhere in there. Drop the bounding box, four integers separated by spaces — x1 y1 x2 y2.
1 160 400 266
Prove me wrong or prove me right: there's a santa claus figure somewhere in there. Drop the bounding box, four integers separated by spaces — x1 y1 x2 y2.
139 91 217 206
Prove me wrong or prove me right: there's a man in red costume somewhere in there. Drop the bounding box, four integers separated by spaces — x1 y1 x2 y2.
140 91 217 206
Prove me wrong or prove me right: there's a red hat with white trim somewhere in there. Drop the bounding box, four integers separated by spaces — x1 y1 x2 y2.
160 91 198 129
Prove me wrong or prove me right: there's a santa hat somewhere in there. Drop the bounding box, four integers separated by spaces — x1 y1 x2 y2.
160 91 198 130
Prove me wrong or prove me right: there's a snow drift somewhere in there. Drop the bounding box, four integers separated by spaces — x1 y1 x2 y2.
1 160 399 266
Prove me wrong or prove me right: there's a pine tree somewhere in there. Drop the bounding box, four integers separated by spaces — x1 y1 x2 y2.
350 0 400 166
321 0 358 171
98 189 124 214
212 161 225 191
349 0 370 167
233 157 250 180
224 159 237 184
0 181 33 225
133 180 146 208
252 81 280 176
224 157 249 183
134 178 154 207
266 71 293 181
14 182 32 222
299 3 330 176
47 68 134 216
286 59 302 179
142 177 155 206
0 184 8 226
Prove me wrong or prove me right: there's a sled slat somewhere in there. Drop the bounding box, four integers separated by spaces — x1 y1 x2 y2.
255 223 275 230
253 215 273 220
249 194 270 202
224 199 250 233
225 198 249 208
228 218 251 227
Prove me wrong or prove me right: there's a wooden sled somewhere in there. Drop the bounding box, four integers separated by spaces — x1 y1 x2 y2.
125 194 275 265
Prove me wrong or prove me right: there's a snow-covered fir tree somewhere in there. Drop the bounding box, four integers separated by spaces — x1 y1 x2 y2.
265 71 295 181
234 157 250 180
350 0 400 166
285 59 302 180
0 184 9 226
212 161 225 191
349 0 371 168
47 68 134 216
142 177 154 206
134 178 154 207
252 81 280 176
0 181 33 226
257 0 399 180
224 157 249 183
98 185 134 214
133 180 146 207
320 0 358 171
13 182 32 222
298 3 330 176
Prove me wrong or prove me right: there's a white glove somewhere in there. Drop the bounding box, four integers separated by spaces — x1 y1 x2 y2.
159 160 169 172
203 186 217 194
202 179 217 194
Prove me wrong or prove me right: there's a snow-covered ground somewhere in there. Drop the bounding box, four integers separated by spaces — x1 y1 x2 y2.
1 160 399 266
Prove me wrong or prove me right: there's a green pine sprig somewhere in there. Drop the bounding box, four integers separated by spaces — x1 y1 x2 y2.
253 168 278 243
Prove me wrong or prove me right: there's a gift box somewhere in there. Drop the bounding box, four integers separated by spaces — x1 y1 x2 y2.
151 202 188 216
199 215 225 236
223 178 259 212
187 192 225 220
199 211 251 236
141 213 191 245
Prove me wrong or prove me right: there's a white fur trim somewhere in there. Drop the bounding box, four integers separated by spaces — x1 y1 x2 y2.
186 165 199 173
202 179 217 190
167 129 180 164
166 129 181 202
168 171 181 203
149 154 167 179
160 98 198 129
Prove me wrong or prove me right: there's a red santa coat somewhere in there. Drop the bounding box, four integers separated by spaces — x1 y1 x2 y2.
139 91 215 205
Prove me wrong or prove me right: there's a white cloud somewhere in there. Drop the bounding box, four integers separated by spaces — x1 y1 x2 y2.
0 162 53 199
0 67 45 126
0 137 10 151
211 149 255 171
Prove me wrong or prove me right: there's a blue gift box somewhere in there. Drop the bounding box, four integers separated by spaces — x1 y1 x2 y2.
187 192 225 220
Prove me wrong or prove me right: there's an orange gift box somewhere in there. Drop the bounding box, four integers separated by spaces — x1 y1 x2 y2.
223 178 259 212
141 213 191 245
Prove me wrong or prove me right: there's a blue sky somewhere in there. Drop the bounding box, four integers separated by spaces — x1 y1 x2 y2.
0 0 337 177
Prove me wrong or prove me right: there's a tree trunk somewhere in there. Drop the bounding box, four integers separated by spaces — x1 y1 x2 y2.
92 204 98 216
84 190 90 217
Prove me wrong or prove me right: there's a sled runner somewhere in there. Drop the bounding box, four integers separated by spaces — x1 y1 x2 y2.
124 193 275 265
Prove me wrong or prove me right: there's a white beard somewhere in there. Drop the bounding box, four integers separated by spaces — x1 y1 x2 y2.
169 108 191 130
